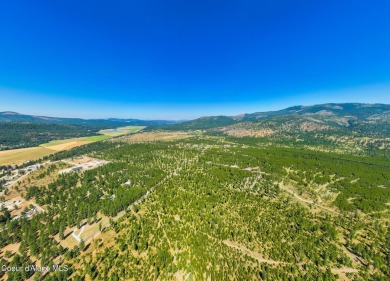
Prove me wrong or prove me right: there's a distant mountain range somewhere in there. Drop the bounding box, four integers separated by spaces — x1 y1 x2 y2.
2 103 389 130
163 103 390 131
0 111 178 128
2 103 389 132
154 103 390 155
2 103 389 154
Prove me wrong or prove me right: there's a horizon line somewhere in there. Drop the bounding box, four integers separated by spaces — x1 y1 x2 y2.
1 101 389 121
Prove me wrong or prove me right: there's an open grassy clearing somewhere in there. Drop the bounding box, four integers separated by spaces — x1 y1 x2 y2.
0 147 55 166
114 131 194 143
40 135 111 148
43 141 90 151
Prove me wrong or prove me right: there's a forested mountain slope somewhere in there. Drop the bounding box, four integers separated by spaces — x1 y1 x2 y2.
164 103 390 133
0 133 388 280
0 123 99 151
159 103 390 156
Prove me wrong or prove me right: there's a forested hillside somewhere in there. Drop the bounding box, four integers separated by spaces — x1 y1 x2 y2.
156 103 390 157
0 132 388 280
0 123 99 151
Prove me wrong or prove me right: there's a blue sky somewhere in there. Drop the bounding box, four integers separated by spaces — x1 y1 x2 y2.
0 0 389 119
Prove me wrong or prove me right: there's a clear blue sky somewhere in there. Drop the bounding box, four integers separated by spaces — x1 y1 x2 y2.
1 0 389 119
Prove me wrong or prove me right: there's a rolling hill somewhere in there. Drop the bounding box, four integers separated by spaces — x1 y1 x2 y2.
158 103 390 156
165 103 390 131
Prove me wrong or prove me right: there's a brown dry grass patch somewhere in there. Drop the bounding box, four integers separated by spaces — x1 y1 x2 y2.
1 243 21 259
115 131 192 143
225 129 274 138
0 147 55 165
44 141 90 151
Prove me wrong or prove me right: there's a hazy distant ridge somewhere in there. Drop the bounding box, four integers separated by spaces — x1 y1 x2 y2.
161 103 390 131
0 111 178 127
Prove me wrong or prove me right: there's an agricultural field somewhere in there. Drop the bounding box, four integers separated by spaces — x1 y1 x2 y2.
0 133 388 280
0 147 56 166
